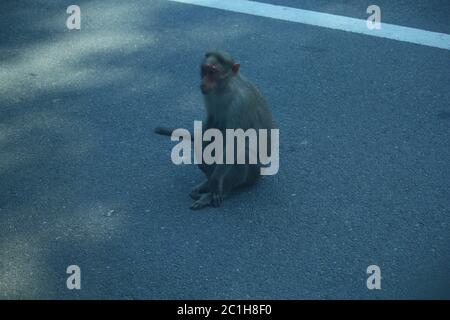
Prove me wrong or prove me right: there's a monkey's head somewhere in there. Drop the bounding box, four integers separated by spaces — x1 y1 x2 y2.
200 51 240 95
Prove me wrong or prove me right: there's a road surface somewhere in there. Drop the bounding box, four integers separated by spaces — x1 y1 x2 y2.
0 0 449 299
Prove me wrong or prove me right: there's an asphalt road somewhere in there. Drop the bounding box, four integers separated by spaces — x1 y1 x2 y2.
0 0 449 299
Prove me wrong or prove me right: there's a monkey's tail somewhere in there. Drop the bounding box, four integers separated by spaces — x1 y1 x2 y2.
154 126 175 137
154 126 194 141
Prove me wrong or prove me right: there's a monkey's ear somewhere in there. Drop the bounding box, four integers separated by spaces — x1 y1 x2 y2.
231 63 240 74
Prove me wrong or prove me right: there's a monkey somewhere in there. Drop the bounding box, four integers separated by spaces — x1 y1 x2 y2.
155 50 274 210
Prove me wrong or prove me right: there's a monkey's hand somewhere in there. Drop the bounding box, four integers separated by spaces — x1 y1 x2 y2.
211 192 224 207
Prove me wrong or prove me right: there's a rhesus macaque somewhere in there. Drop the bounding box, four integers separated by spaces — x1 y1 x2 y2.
155 51 274 209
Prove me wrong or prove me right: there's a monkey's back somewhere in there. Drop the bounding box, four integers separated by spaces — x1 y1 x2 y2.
229 75 273 131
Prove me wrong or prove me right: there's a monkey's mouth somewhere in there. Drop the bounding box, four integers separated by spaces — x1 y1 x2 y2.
200 82 215 95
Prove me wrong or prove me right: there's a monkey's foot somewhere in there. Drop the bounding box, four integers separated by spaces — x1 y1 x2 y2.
189 189 202 200
190 180 210 200
190 193 212 210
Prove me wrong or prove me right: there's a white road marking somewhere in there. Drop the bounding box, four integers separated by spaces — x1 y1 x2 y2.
169 0 450 51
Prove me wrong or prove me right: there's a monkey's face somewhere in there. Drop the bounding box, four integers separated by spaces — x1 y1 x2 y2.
200 53 240 95
200 62 221 95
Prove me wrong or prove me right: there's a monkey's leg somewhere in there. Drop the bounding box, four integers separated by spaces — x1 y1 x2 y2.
198 163 215 178
190 163 215 200
209 165 248 207
190 192 213 210
190 180 210 200
209 166 230 207
209 164 260 207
